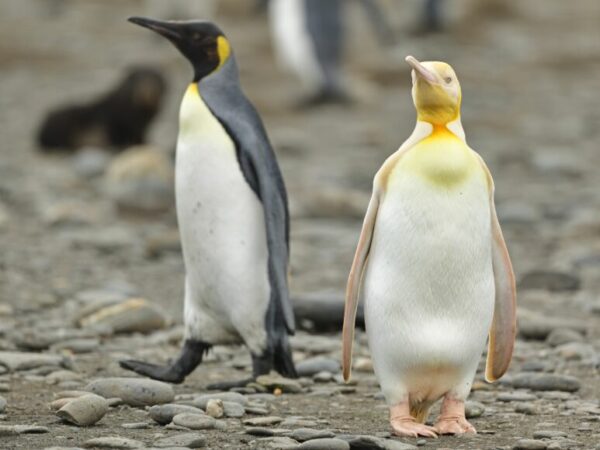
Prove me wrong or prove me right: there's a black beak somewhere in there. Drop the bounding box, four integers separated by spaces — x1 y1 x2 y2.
128 16 184 42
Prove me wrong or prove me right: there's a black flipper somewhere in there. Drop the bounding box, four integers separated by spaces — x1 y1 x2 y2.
119 339 211 384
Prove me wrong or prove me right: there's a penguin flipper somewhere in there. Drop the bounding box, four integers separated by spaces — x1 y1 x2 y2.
342 184 381 381
476 157 517 382
485 197 517 382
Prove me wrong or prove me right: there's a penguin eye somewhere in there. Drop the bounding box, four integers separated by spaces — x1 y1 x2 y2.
444 76 453 84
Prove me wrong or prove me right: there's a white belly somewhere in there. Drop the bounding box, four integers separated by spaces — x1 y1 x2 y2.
363 172 495 403
175 85 270 353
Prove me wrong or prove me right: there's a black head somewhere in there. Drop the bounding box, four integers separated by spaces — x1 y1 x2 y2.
128 17 231 81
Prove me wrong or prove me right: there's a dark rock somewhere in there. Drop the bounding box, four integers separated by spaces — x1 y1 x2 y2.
511 373 581 392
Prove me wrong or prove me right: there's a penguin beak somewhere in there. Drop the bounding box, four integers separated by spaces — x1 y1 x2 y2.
405 56 437 84
128 16 185 42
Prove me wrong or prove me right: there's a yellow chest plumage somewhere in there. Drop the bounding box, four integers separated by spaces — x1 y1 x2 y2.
390 126 482 189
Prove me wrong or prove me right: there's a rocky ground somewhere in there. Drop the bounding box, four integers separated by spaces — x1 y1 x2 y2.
1 0 600 449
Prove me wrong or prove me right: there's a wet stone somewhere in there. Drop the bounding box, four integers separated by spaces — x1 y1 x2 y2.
153 432 206 448
291 427 336 441
511 373 581 392
85 377 174 406
83 436 145 448
149 404 206 425
171 413 217 430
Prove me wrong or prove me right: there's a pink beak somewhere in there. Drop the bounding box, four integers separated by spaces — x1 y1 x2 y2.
405 55 437 84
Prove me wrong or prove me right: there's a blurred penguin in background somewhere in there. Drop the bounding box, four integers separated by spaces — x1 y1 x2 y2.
37 67 166 152
269 0 394 107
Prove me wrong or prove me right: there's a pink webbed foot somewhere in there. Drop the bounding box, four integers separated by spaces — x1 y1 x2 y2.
389 402 438 438
433 397 476 435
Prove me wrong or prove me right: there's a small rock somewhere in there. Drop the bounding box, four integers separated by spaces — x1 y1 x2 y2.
83 436 144 449
554 342 596 361
256 374 302 393
298 438 350 450
515 402 539 415
243 416 284 426
280 417 318 428
149 404 205 425
121 422 150 429
465 401 485 418
0 396 5 413
205 399 224 418
519 270 580 292
105 145 174 213
13 425 50 433
153 432 206 448
0 425 17 436
72 147 111 178
498 392 538 402
57 393 108 426
193 391 248 408
511 373 581 392
258 436 299 449
512 439 548 450
313 371 334 383
533 430 568 439
46 370 83 385
296 357 341 377
77 298 167 334
246 427 276 436
291 428 336 442
85 377 174 406
222 400 245 418
353 357 373 372
0 351 69 372
172 413 217 430
546 328 585 347
51 338 100 354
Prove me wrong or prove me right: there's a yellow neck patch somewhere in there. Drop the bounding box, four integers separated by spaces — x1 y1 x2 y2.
216 36 231 70
393 126 479 189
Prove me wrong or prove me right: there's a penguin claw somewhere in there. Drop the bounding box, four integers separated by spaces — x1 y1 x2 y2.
390 419 438 438
433 417 477 435
119 359 184 384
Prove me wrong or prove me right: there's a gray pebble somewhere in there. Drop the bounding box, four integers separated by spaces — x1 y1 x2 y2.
291 427 336 441
72 147 111 178
512 439 548 450
256 374 303 393
243 416 284 426
343 435 418 450
172 412 217 430
13 425 50 434
222 400 245 418
280 417 318 428
193 391 247 409
515 402 539 415
0 351 68 372
0 395 5 413
121 422 151 429
546 328 584 347
149 404 205 425
56 393 108 426
533 430 568 439
313 371 334 383
245 405 269 415
296 357 341 377
246 427 276 436
465 401 485 418
511 373 581 392
83 436 145 449
0 425 17 437
153 432 206 448
257 436 299 449
298 438 350 450
519 270 580 292
85 377 174 406
498 392 538 402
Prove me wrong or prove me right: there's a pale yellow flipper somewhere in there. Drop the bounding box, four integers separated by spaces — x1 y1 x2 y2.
477 157 517 382
342 185 381 381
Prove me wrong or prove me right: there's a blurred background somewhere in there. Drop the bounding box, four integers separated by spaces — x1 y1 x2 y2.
1 0 600 325
1 0 600 446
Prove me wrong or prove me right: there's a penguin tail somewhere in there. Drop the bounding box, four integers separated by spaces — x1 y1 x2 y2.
272 332 297 379
410 401 433 424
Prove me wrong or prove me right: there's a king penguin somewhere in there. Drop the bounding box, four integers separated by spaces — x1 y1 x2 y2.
121 17 297 388
342 56 516 437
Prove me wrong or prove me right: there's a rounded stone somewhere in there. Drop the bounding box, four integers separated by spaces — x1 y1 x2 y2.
298 438 350 450
153 432 206 448
205 399 224 418
512 439 548 450
172 413 217 430
148 404 205 425
56 394 109 426
85 377 174 406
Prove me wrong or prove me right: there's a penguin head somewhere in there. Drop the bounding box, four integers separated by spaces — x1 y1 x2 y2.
405 56 461 125
129 17 231 81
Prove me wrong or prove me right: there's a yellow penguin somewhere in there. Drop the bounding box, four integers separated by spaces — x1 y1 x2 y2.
342 56 516 437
